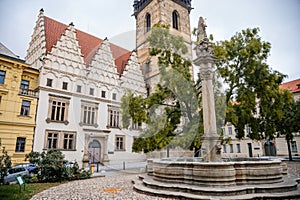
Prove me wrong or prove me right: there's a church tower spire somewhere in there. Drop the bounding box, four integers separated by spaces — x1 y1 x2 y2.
133 0 193 94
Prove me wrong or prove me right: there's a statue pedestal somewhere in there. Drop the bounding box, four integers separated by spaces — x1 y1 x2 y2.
200 135 222 162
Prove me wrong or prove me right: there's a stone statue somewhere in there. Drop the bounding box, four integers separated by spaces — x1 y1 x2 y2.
196 17 214 57
197 17 207 43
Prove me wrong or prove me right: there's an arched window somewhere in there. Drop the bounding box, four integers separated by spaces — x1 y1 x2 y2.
146 13 151 32
172 10 179 30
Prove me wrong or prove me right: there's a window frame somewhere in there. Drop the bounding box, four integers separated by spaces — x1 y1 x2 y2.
20 100 31 116
291 141 298 153
80 100 99 127
229 144 234 153
145 13 151 33
172 10 180 30
15 137 26 152
20 80 29 94
101 91 106 98
45 130 76 151
115 135 125 151
76 85 82 93
107 106 121 128
0 70 6 84
46 78 53 87
46 95 70 125
62 82 68 90
237 143 241 153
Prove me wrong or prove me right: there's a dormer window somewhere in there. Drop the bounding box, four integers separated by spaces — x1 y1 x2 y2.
297 84 300 89
172 10 179 30
146 13 151 32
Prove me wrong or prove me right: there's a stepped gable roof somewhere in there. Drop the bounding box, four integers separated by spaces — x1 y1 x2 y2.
44 16 131 75
280 78 300 94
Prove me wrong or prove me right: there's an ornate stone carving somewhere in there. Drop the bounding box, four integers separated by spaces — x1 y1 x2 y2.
195 17 214 57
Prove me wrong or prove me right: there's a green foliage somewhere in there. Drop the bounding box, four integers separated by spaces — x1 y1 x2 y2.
26 150 90 182
0 146 11 185
213 27 287 140
125 23 201 153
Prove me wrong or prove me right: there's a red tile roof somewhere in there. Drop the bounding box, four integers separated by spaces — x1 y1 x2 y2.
280 78 300 93
44 16 131 75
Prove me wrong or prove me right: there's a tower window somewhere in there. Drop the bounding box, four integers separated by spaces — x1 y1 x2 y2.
172 10 179 30
146 13 151 32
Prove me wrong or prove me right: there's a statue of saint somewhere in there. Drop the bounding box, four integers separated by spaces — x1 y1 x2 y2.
197 17 207 43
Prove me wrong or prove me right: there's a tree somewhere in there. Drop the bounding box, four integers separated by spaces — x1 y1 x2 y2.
213 27 287 140
123 23 201 154
0 146 11 185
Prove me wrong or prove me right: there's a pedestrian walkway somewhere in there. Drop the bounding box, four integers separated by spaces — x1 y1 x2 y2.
91 161 147 177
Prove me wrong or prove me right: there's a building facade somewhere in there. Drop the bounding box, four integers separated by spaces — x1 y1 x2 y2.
0 42 39 165
133 0 193 94
221 78 300 158
26 10 146 167
276 78 300 157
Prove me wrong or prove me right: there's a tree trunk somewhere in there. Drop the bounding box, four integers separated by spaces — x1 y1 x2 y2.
286 139 293 161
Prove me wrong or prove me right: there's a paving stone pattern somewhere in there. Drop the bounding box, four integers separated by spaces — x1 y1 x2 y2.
31 161 300 200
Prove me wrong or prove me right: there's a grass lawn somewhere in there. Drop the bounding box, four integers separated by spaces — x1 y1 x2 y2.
0 182 61 200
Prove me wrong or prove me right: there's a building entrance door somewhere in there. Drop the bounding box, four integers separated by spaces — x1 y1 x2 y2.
88 140 101 164
247 143 253 157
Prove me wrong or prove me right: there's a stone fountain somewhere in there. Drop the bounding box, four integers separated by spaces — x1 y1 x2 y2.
133 17 300 199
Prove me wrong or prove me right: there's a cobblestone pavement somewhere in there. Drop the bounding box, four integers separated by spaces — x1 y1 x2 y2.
31 161 300 200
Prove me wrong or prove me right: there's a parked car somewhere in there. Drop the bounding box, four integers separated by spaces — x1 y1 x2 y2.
13 163 38 173
4 166 29 184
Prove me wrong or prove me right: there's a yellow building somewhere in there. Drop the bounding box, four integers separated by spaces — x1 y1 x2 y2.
0 42 39 165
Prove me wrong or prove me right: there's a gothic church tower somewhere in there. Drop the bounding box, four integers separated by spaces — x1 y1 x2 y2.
133 0 193 94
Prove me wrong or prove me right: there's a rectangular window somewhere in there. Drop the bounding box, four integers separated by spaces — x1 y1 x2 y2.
145 61 151 73
109 109 120 128
15 137 26 152
63 133 74 150
291 141 298 153
237 144 241 153
89 88 94 96
228 127 233 135
51 101 66 121
223 145 227 153
112 93 117 100
115 136 125 151
20 100 30 116
81 102 98 126
46 131 76 150
46 78 53 87
0 70 6 84
76 85 82 93
245 125 251 134
62 82 68 90
47 132 58 149
20 80 29 94
101 91 106 98
48 96 70 123
222 128 226 135
230 144 234 153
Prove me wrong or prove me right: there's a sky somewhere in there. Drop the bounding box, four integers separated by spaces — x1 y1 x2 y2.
0 0 299 82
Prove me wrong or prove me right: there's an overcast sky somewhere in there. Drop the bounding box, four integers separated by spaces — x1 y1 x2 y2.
0 0 299 82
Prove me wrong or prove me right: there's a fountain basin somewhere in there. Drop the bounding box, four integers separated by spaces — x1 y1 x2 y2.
148 157 283 187
134 158 300 199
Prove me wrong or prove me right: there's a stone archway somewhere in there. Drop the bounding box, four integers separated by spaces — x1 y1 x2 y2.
88 140 101 164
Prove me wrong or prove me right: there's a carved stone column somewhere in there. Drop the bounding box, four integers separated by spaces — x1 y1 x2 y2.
193 18 222 162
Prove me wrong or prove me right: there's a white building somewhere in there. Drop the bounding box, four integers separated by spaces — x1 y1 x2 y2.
26 9 147 167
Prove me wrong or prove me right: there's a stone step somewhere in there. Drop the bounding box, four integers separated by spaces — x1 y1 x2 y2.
132 175 300 200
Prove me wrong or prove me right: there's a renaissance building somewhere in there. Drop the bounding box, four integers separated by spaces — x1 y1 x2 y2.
26 9 146 167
